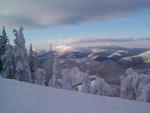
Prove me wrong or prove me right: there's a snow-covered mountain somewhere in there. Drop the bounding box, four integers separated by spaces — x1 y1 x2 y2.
38 46 150 87
40 46 149 63
120 50 150 64
38 45 149 63
1 76 150 113
138 50 150 63
54 46 148 60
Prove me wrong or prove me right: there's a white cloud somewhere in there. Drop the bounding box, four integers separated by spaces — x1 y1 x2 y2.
55 45 73 53
49 37 150 48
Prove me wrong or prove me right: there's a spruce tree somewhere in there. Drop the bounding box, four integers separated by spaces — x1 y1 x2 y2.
29 43 38 81
81 72 91 93
34 67 46 85
48 54 62 88
0 26 9 72
1 45 15 78
13 26 32 82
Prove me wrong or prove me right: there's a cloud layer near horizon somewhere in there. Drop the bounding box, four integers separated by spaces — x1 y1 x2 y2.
0 0 150 29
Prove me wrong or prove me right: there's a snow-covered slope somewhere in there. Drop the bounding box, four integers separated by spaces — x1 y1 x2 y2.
119 50 150 64
0 76 150 113
138 50 150 63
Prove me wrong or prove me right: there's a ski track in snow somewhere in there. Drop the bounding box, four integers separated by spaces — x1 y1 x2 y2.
0 76 150 113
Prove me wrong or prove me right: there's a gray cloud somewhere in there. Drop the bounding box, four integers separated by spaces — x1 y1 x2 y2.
50 37 150 49
0 0 150 29
51 37 150 45
0 14 43 29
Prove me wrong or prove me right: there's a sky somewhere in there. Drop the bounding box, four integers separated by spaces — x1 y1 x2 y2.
0 0 150 49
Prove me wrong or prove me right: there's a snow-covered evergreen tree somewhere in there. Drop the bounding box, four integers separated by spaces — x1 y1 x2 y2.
91 77 113 96
59 68 73 90
29 43 38 81
34 67 46 85
81 72 91 93
60 67 87 90
62 67 85 87
0 26 9 72
1 45 15 78
120 68 150 102
58 76 73 90
0 26 9 55
13 26 32 82
120 68 137 100
48 54 62 88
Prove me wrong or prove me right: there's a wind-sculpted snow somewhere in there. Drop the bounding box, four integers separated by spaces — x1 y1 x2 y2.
0 76 150 113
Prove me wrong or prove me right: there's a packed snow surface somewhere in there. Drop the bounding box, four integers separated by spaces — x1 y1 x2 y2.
0 76 150 113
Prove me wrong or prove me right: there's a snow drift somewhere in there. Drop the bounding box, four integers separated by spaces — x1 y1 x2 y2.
0 76 150 113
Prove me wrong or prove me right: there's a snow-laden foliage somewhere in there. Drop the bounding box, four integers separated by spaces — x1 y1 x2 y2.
1 45 15 78
57 67 92 91
0 27 9 55
29 43 38 81
120 68 138 100
34 67 46 85
120 68 150 102
0 27 9 72
62 67 84 87
58 74 73 90
60 66 87 90
91 77 113 96
48 54 62 88
13 27 32 83
81 72 91 93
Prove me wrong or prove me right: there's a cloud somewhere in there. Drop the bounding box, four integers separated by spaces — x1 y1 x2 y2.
50 37 150 45
48 38 82 46
0 14 43 29
55 45 73 53
48 37 150 49
30 37 150 50
1 0 150 29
